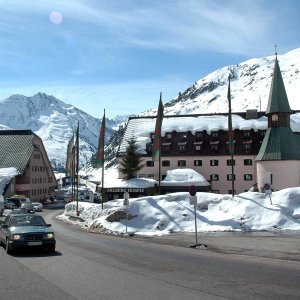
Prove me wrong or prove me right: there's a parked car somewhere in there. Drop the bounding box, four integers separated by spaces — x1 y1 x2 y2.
4 200 16 209
32 202 43 212
20 203 35 213
0 213 56 254
6 196 30 208
40 199 52 206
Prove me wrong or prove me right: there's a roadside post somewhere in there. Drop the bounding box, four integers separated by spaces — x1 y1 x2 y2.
188 185 207 249
264 183 273 205
123 192 130 234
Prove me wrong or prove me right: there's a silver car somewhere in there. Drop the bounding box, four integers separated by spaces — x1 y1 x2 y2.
32 202 43 212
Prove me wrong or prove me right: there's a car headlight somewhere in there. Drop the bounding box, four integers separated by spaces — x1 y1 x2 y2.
44 233 55 239
11 234 24 241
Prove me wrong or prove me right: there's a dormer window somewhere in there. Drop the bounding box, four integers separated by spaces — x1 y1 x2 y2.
195 131 204 139
194 141 203 152
210 141 219 152
162 142 171 153
181 132 188 140
243 130 250 137
243 140 252 154
165 132 172 139
259 130 266 137
211 131 218 138
178 142 187 152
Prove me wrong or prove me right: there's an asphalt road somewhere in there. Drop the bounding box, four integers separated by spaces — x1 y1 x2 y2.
0 208 300 299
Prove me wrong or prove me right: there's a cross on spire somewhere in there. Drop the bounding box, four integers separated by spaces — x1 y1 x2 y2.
275 44 278 58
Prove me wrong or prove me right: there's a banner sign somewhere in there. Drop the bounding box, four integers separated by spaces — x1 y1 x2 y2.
106 188 145 193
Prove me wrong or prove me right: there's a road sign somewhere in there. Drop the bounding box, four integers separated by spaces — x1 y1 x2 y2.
123 192 129 206
189 185 197 197
189 196 197 205
264 183 271 190
265 189 272 196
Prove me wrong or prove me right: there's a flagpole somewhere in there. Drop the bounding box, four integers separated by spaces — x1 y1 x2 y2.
76 121 79 216
98 109 105 210
71 159 74 202
158 144 161 195
101 160 104 210
228 75 235 197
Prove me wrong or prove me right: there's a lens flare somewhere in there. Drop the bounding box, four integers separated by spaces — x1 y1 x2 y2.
49 11 63 25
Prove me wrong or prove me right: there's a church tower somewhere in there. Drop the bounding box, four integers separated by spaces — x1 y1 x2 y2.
255 53 300 191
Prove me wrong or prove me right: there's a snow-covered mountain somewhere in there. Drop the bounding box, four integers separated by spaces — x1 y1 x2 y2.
142 48 300 116
2 49 300 172
0 93 124 170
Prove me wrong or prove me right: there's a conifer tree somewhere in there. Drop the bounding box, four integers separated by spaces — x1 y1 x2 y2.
119 138 144 180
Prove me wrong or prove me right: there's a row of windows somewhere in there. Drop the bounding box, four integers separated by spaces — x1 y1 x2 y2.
31 177 47 184
151 130 266 140
32 166 46 172
138 173 253 181
210 174 253 181
31 188 48 196
146 159 253 167
153 141 255 154
31 177 53 184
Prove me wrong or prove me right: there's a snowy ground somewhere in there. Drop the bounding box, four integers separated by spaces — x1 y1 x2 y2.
58 187 300 236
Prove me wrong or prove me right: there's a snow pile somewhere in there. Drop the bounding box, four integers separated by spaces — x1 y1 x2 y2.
0 168 19 195
58 187 300 236
161 168 209 186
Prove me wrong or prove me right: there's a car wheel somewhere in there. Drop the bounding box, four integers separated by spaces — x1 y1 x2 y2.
47 245 56 253
5 238 13 255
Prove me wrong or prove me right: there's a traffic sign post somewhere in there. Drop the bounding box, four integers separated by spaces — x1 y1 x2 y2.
264 183 273 205
188 185 207 249
123 192 130 234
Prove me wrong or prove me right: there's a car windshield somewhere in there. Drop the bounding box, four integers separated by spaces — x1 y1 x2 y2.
10 215 46 227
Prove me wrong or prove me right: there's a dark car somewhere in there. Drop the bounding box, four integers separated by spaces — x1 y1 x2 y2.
0 213 56 254
20 203 35 213
6 197 30 209
4 200 16 209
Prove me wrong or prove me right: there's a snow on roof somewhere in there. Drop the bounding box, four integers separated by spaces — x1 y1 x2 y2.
161 168 210 186
54 172 65 180
119 114 269 153
120 113 300 153
0 167 19 195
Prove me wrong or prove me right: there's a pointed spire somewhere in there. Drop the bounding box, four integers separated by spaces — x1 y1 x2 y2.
266 55 291 114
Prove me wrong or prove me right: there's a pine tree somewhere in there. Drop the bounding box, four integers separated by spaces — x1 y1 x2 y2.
119 138 144 180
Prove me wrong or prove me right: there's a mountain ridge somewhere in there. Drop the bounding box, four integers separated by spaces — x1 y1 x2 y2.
1 48 300 171
0 92 125 170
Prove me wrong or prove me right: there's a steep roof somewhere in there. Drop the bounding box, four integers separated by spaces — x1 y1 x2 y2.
0 130 36 173
256 127 300 161
256 56 300 161
266 57 292 114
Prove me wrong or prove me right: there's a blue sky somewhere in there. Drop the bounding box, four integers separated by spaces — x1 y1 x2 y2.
0 0 300 119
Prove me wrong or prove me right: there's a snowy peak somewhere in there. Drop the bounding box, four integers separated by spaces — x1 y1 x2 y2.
0 93 125 170
142 48 300 116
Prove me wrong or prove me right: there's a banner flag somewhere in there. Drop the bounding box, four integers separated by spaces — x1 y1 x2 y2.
152 93 164 162
95 110 106 168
